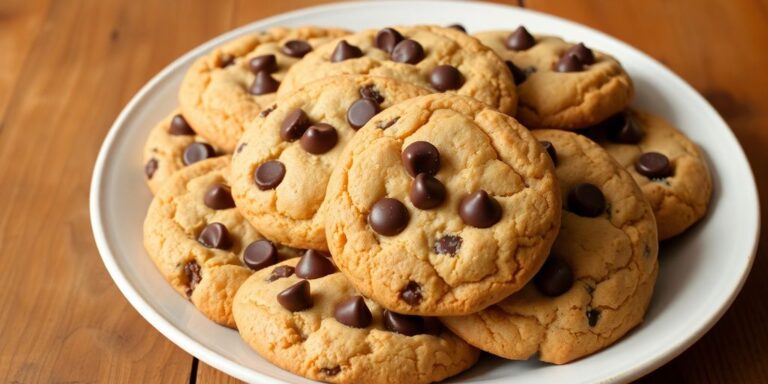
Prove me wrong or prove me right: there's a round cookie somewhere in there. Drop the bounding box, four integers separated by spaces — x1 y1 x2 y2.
441 129 659 364
230 75 431 251
323 93 561 316
143 110 227 194
474 27 633 129
233 257 479 383
587 108 712 239
143 156 301 327
278 25 517 115
179 26 349 152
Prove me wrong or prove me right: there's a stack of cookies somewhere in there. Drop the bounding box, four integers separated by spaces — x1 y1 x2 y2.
142 24 712 383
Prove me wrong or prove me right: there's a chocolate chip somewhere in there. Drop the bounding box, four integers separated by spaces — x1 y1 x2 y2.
434 235 462 256
605 113 644 144
145 158 158 179
534 258 574 297
280 108 310 142
566 43 595 65
447 24 466 33
331 40 363 62
169 114 195 135
281 39 312 58
391 39 424 64
635 152 672 179
410 173 446 209
197 223 233 250
219 54 235 68
183 260 202 297
430 65 464 92
346 98 379 130
277 280 313 311
300 123 338 154
295 249 337 279
375 28 403 53
505 26 535 51
254 160 286 190
399 281 422 305
423 317 443 335
182 143 216 166
249 71 280 95
402 141 440 177
506 60 527 85
334 296 372 328
587 308 600 327
249 54 278 74
383 310 424 336
320 367 341 377
359 85 384 104
368 198 410 236
243 240 278 271
540 140 558 166
266 265 295 282
236 143 247 154
567 183 605 217
459 190 502 228
377 116 399 129
259 104 277 118
203 183 235 209
555 53 584 72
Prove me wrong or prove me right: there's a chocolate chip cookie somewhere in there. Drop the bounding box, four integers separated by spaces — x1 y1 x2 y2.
233 257 479 383
230 75 431 251
278 26 517 115
442 129 659 364
143 110 226 193
179 26 349 152
143 156 301 327
587 108 712 239
474 27 633 129
323 93 561 316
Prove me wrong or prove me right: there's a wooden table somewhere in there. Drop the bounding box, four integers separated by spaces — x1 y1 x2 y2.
1 0 765 382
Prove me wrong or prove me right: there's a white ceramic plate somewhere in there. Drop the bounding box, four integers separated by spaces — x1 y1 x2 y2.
90 1 760 382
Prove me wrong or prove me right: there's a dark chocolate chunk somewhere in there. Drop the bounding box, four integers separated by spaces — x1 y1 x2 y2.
605 113 644 144
249 71 280 95
254 160 286 190
334 296 372 328
266 265 295 282
430 65 464 92
368 198 410 236
169 114 195 135
565 42 595 65
300 123 338 154
243 240 278 271
555 53 584 72
391 39 425 64
183 260 202 297
197 223 233 250
402 141 440 177
320 367 341 377
145 158 158 179
540 140 558 166
295 249 337 279
587 308 600 327
203 183 235 210
383 310 424 336
249 54 278 74
377 116 399 129
359 85 384 104
459 190 502 228
399 281 422 305
281 39 312 58
277 280 313 311
331 40 363 62
534 258 574 297
280 108 311 142
505 26 535 51
182 142 216 166
375 28 403 53
506 60 527 85
635 152 672 179
567 183 605 217
347 98 379 130
434 235 462 256
409 173 446 210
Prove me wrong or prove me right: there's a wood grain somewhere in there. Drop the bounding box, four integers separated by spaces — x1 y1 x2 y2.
0 0 766 383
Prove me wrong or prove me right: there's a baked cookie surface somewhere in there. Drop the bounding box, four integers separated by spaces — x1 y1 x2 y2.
474 28 633 129
233 257 479 384
230 75 431 251
278 25 517 115
442 129 659 364
179 26 349 152
323 93 561 316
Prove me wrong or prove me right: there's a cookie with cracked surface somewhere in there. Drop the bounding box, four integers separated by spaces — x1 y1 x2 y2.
323 93 561 316
179 26 349 152
278 25 517 115
233 257 479 383
143 110 228 194
143 157 301 327
442 129 659 364
230 75 431 251
474 28 633 129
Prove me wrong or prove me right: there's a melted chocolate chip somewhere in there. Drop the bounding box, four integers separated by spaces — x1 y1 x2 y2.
182 142 216 165
203 183 235 210
447 24 466 33
434 235 462 256
280 108 310 142
249 54 278 74
320 367 341 377
506 60 527 85
430 65 464 91
295 249 337 279
254 160 286 190
459 190 502 228
635 152 672 179
334 296 372 328
409 173 446 209
145 158 158 179
534 258 574 297
169 114 195 135
331 40 363 62
266 265 295 282
567 183 605 217
368 198 410 236
540 140 558 166
243 240 278 271
281 39 312 58
587 308 600 327
375 28 403 53
605 113 644 143
566 42 595 65
383 310 424 336
505 26 535 51
399 281 422 305
556 53 584 72
249 71 280 95
391 39 425 64
183 260 202 297
377 117 399 129
402 141 440 177
277 280 313 312
197 223 233 250
346 98 379 130
359 85 384 104
300 123 338 154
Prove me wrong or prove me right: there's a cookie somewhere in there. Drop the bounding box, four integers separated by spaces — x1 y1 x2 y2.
278 25 517 115
233 257 479 383
142 110 227 194
230 75 431 250
143 156 301 327
586 108 712 239
442 129 659 364
323 93 561 316
179 26 349 152
474 27 633 129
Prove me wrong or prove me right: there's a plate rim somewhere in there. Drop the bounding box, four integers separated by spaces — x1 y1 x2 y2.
89 1 761 383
